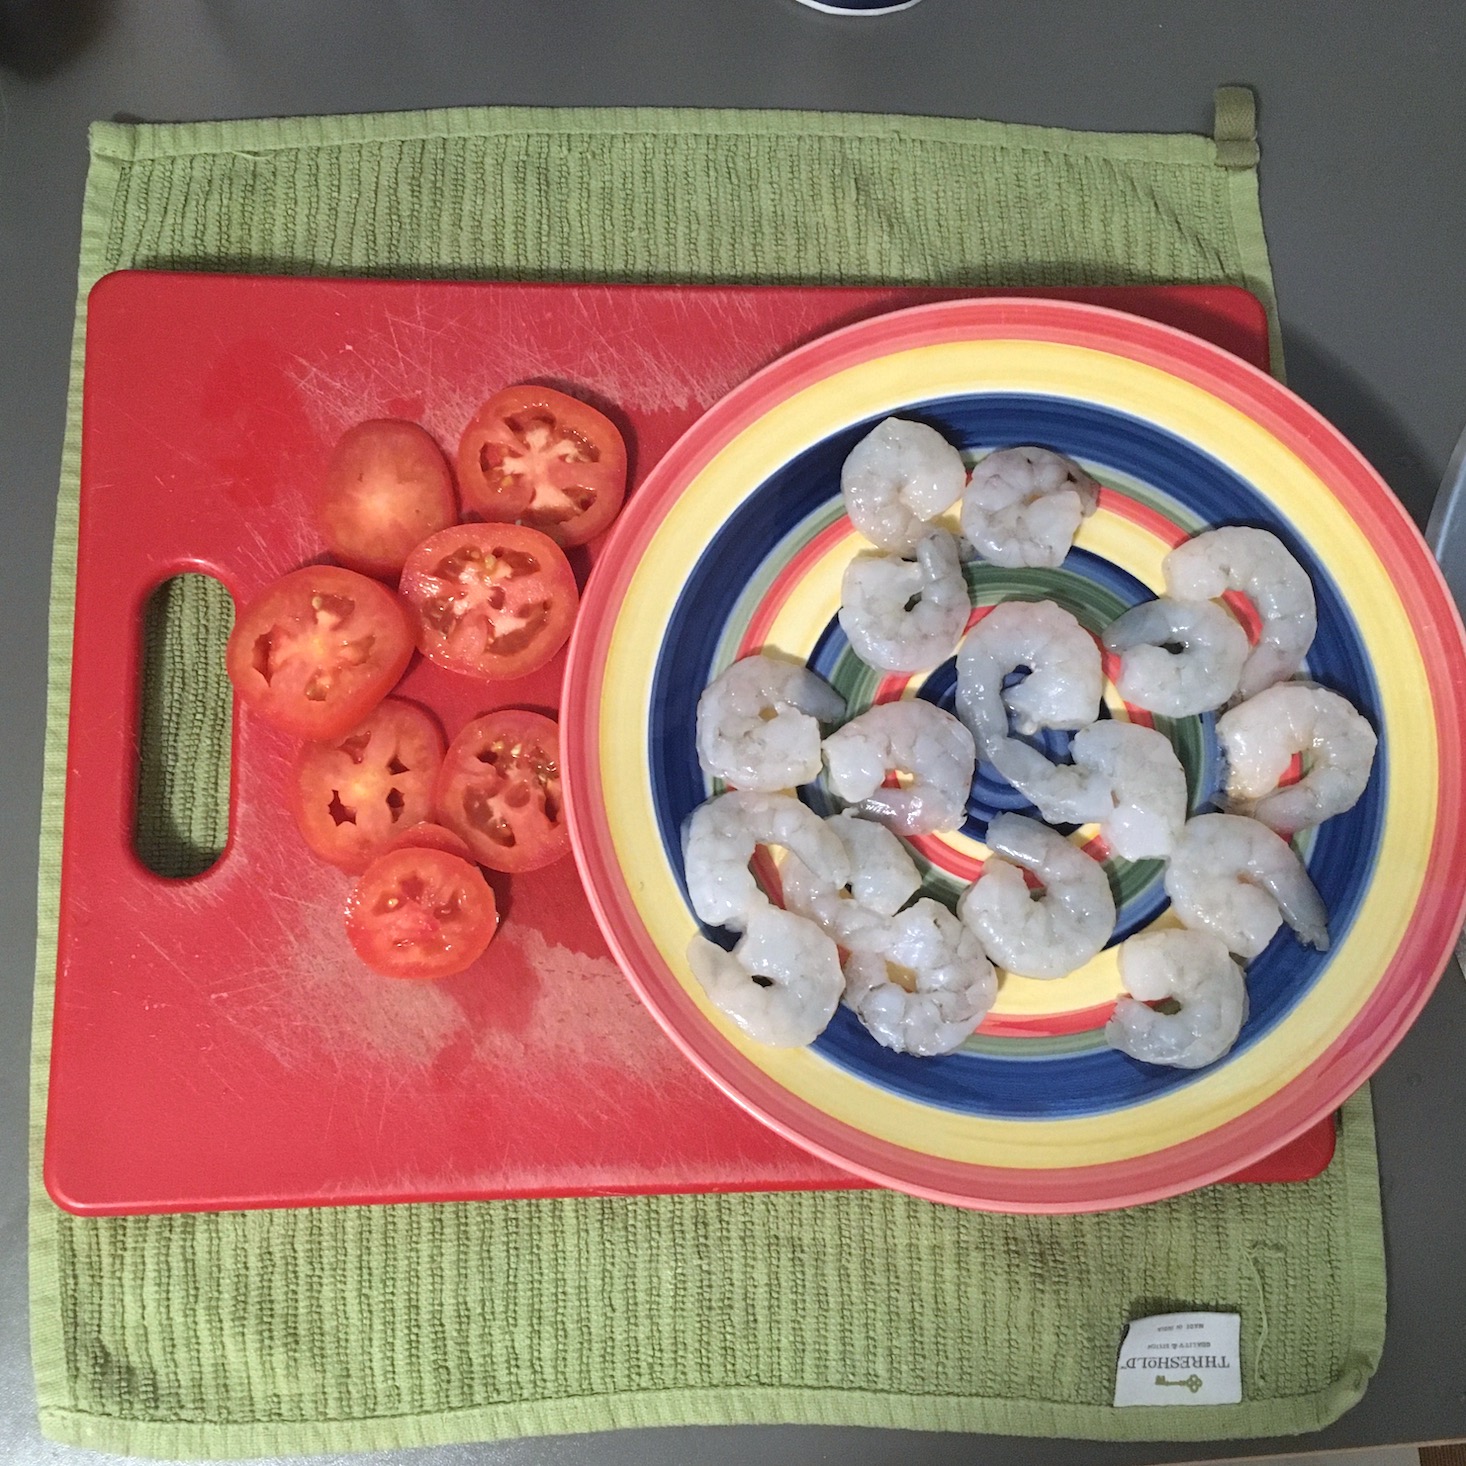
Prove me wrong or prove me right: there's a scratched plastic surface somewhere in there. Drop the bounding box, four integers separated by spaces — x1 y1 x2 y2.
45 273 1325 1214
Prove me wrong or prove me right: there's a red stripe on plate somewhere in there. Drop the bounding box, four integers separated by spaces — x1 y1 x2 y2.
735 516 852 657
1095 487 1189 548
978 1002 1118 1038
905 834 985 882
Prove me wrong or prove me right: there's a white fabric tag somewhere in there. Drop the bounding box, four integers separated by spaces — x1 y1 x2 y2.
1114 1311 1242 1406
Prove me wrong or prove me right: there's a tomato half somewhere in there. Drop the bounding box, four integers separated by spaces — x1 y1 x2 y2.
319 420 457 580
225 565 415 740
456 385 627 547
345 846 499 979
386 821 475 862
435 709 569 873
398 523 578 681
291 699 445 871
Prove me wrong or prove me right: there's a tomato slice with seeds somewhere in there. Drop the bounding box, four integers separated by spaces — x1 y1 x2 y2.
318 420 457 580
345 846 499 979
291 699 445 872
456 385 627 547
386 821 476 862
398 523 578 681
225 565 414 740
434 709 569 873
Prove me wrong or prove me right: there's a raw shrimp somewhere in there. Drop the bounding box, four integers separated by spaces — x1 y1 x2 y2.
682 791 850 931
1164 527 1317 699
1068 721 1188 861
987 736 1115 825
838 529 969 673
823 699 977 836
954 599 1104 757
1102 596 1250 717
960 446 1100 568
696 654 846 792
1105 929 1247 1070
1164 812 1329 959
781 812 922 952
840 417 968 554
984 720 1187 845
817 810 923 917
843 899 997 1056
957 813 1116 978
687 905 843 1047
1216 682 1377 833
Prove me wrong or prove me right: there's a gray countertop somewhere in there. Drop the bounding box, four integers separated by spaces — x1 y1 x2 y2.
3 3 1465 1463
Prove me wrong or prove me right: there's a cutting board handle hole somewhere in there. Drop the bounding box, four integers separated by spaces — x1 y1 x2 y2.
133 573 235 879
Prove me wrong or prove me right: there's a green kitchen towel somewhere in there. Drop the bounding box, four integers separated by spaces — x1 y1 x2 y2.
31 101 1385 1458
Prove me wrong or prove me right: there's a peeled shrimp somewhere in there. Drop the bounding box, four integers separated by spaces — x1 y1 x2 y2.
1068 721 1188 861
781 811 922 952
838 529 969 673
1164 527 1317 699
841 417 968 554
1102 596 1250 717
986 737 1116 825
843 899 997 1056
984 720 1187 848
955 599 1104 757
687 905 843 1047
682 791 850 932
1216 682 1377 833
1105 929 1247 1070
696 654 846 792
960 446 1100 568
1164 812 1328 959
822 699 977 836
957 813 1116 978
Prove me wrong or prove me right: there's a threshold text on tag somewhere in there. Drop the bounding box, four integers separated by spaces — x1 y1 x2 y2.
1114 1311 1242 1406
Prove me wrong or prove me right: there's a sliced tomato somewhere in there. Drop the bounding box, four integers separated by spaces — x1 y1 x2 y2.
398 523 578 681
456 385 627 547
291 699 445 872
345 846 499 979
435 709 569 873
386 821 475 862
319 420 457 580
225 564 415 740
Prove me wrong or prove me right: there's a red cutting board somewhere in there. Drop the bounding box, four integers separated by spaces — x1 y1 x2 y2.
45 273 1329 1215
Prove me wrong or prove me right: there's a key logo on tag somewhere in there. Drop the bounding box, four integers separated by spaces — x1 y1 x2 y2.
1114 1311 1242 1406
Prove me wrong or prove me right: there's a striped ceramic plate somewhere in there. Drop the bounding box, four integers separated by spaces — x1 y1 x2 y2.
562 298 1466 1212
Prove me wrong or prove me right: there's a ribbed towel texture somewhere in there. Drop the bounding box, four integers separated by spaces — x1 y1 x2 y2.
30 104 1382 1457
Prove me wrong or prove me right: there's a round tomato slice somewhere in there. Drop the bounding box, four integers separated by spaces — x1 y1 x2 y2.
319 420 457 579
225 565 415 740
345 846 499 979
435 709 569 873
398 523 578 681
292 699 445 872
386 821 475 862
456 385 627 547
